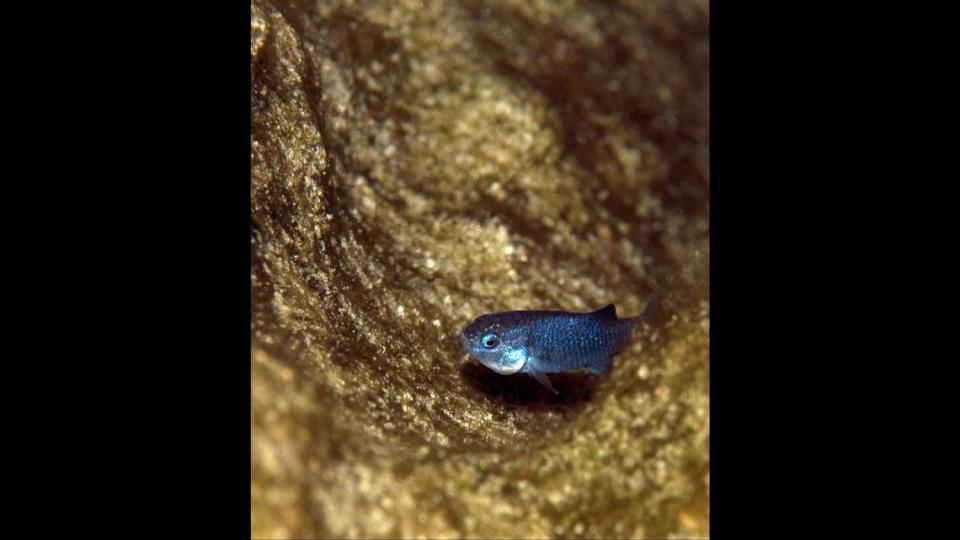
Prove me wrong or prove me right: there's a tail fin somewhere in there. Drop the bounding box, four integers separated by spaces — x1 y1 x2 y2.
636 289 664 324
612 291 664 350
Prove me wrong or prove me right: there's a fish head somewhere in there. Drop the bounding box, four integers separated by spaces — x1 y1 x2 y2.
460 314 527 375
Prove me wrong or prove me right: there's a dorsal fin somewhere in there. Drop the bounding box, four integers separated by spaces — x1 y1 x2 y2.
591 303 618 320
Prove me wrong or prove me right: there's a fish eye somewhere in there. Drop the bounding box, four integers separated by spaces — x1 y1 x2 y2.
481 333 499 349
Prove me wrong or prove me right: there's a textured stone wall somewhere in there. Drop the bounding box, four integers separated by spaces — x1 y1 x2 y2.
252 0 708 537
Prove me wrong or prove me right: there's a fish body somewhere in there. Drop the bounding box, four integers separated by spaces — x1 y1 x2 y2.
460 295 660 393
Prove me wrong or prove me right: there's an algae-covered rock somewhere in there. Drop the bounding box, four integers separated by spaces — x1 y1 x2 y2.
251 0 708 537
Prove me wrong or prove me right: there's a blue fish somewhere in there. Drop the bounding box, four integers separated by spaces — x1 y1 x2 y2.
460 294 661 394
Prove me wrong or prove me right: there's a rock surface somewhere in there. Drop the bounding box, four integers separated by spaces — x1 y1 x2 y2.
251 0 709 537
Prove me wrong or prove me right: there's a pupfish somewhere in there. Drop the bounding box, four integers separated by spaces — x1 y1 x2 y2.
460 294 661 394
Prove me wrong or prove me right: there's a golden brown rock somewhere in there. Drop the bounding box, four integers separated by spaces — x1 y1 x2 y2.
251 0 708 538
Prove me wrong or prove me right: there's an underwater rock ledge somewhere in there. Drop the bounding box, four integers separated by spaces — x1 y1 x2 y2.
252 0 709 538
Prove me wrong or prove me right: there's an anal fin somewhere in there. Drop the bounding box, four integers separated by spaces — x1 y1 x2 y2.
588 356 613 375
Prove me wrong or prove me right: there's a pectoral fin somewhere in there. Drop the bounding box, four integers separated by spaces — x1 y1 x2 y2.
526 369 558 394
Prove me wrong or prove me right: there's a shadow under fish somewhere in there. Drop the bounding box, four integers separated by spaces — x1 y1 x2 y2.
459 361 596 406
